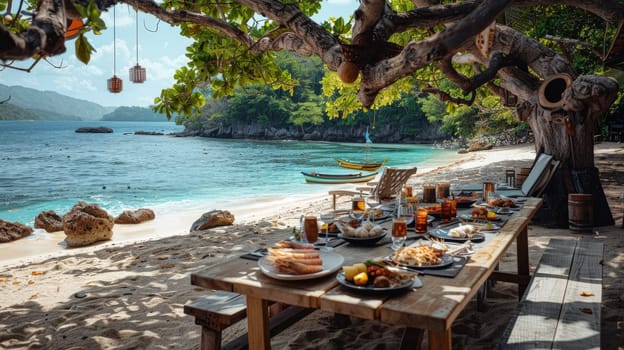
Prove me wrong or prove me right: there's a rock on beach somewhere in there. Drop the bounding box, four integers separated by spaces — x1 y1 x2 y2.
63 201 115 247
34 210 64 232
114 208 156 224
0 220 33 242
190 210 235 231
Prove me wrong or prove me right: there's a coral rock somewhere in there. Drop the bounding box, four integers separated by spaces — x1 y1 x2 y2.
0 220 34 243
34 210 64 232
63 201 114 247
115 208 156 224
190 210 235 231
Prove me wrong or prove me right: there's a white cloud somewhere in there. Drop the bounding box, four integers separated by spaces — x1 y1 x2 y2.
101 5 135 28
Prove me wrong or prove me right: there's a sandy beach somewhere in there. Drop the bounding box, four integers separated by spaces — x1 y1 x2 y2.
0 142 622 349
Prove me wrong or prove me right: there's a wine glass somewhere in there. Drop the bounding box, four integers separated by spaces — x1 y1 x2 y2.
450 183 462 198
397 203 414 221
319 210 336 251
350 196 366 221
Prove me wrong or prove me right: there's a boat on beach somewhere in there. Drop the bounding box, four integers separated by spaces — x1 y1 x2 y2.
301 171 378 184
333 157 389 171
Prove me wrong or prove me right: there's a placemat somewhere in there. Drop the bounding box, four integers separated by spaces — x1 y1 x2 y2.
416 256 467 278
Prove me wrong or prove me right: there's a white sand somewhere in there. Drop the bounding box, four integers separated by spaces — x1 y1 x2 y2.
1 142 622 350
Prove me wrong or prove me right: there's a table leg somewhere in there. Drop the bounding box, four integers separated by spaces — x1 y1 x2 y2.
428 329 451 350
516 226 530 297
400 327 424 349
246 295 270 350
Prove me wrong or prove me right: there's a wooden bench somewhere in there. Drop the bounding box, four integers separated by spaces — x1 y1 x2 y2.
499 238 604 349
184 290 313 350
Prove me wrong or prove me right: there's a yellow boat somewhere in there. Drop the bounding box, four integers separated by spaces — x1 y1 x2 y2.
334 157 389 171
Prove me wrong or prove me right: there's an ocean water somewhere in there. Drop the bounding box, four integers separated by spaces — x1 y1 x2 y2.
0 120 456 226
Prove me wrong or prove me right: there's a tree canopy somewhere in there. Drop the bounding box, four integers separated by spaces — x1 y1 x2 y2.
1 0 622 119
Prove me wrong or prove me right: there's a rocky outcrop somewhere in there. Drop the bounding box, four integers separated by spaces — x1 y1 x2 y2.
63 201 114 247
114 208 155 224
467 141 494 152
75 127 113 133
0 220 33 242
190 210 235 231
186 118 449 144
34 210 64 232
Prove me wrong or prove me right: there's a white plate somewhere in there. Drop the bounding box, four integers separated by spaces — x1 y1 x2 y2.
258 251 344 281
429 228 486 242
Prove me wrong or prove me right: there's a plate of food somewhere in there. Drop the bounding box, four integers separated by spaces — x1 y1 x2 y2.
336 220 388 245
455 197 478 208
487 198 517 208
390 245 454 269
258 244 344 280
462 206 501 221
422 204 442 217
429 225 486 242
336 261 421 292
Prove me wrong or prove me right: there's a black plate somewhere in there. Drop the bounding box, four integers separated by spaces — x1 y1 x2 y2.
428 228 486 242
337 232 387 246
455 198 477 208
391 253 455 269
336 271 415 292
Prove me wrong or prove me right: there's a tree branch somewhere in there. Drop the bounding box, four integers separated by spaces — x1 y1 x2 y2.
358 0 513 107
123 0 254 47
0 0 66 60
544 34 606 61
421 87 475 105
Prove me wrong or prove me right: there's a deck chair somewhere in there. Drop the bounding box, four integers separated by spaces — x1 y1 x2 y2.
329 167 417 211
497 153 560 198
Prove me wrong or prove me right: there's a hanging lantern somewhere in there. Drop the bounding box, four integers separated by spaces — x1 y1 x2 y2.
107 6 123 93
108 75 123 93
129 9 147 83
129 64 146 83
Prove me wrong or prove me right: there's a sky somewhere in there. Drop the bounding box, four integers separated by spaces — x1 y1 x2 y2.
1 0 357 108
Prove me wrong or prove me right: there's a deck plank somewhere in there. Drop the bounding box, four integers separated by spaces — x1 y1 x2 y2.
552 240 603 349
500 239 577 349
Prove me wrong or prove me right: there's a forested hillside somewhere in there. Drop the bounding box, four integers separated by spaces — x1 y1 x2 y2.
0 84 114 120
102 106 171 122
0 103 41 120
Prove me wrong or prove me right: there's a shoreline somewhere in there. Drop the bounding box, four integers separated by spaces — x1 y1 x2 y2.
0 145 475 268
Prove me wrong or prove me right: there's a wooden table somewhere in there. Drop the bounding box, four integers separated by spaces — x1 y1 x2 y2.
191 198 542 350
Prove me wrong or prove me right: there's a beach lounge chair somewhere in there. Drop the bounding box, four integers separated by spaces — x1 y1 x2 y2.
496 153 560 198
329 166 418 211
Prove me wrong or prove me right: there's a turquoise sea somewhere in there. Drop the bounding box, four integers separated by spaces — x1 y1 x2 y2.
0 120 456 226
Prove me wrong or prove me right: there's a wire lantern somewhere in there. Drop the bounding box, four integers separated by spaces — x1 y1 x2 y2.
129 8 146 83
108 5 123 93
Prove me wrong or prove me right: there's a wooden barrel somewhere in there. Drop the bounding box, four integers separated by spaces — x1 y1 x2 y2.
568 193 593 233
515 167 531 187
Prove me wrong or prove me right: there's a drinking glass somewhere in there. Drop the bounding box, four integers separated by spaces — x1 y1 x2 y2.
440 200 452 223
450 183 462 198
301 215 319 244
483 182 495 202
415 207 429 234
422 184 436 203
391 218 407 250
437 182 450 199
319 211 336 251
351 196 366 221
